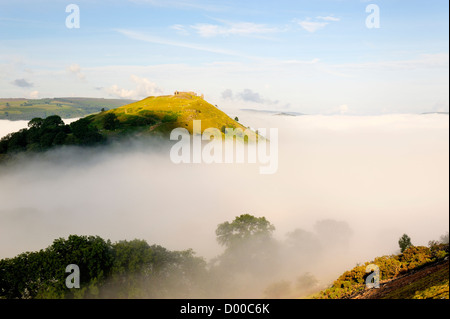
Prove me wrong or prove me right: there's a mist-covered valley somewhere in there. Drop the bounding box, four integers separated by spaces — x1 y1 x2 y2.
0 112 448 298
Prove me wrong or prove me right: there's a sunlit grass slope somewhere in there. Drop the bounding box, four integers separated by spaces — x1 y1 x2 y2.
88 92 258 140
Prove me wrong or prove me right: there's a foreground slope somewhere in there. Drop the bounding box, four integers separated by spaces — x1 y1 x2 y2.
314 243 449 299
350 259 449 299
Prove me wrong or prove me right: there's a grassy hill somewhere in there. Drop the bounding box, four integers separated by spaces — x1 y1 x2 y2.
88 92 253 138
313 243 449 299
0 97 136 120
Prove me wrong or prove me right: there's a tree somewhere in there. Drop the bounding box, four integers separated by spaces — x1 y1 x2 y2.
214 214 279 280
70 118 104 145
0 235 114 299
102 113 119 130
314 219 352 248
42 115 64 128
263 280 291 298
296 272 319 294
234 116 239 122
28 117 44 129
53 131 67 145
216 214 275 248
284 229 322 268
439 232 449 244
398 234 413 253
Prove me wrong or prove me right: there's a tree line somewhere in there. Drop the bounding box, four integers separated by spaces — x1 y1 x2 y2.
0 115 105 155
0 214 343 299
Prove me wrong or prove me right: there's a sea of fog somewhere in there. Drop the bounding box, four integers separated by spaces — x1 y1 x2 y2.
0 113 448 287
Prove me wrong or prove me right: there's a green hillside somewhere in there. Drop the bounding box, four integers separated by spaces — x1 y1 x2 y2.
314 243 449 299
0 97 136 120
87 92 255 139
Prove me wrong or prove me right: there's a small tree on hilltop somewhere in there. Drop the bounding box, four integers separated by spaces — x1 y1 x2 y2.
439 232 449 244
398 234 413 253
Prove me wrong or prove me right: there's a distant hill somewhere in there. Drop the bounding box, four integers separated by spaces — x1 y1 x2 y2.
241 108 305 116
0 97 136 121
421 112 449 115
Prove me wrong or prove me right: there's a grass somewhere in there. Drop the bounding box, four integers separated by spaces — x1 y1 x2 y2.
315 244 449 299
383 265 449 299
90 92 259 140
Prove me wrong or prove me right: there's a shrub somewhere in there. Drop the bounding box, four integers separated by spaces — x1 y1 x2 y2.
399 246 433 270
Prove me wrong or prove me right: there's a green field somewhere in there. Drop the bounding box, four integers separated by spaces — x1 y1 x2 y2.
0 97 136 120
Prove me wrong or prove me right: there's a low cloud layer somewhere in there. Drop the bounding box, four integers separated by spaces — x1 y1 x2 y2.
222 88 279 105
0 113 448 292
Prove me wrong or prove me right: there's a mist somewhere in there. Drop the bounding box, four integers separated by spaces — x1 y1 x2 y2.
0 120 30 139
0 112 448 297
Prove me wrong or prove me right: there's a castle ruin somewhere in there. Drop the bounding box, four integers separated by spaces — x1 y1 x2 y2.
174 91 204 99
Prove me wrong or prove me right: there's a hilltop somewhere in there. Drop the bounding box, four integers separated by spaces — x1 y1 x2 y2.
0 97 136 121
87 91 252 137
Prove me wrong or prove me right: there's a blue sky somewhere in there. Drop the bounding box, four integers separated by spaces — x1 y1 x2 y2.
0 0 448 114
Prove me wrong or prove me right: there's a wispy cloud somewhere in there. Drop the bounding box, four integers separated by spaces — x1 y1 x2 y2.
116 29 246 57
190 21 281 38
316 16 340 22
128 0 228 12
295 15 340 33
170 24 190 36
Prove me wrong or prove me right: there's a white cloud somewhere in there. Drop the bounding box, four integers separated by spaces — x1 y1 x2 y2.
117 29 243 57
190 21 280 38
317 16 340 22
67 63 86 80
296 15 340 33
106 75 163 99
297 20 328 33
170 24 190 35
29 90 39 99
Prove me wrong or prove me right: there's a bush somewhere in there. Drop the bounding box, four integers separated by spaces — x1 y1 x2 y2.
399 246 433 270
